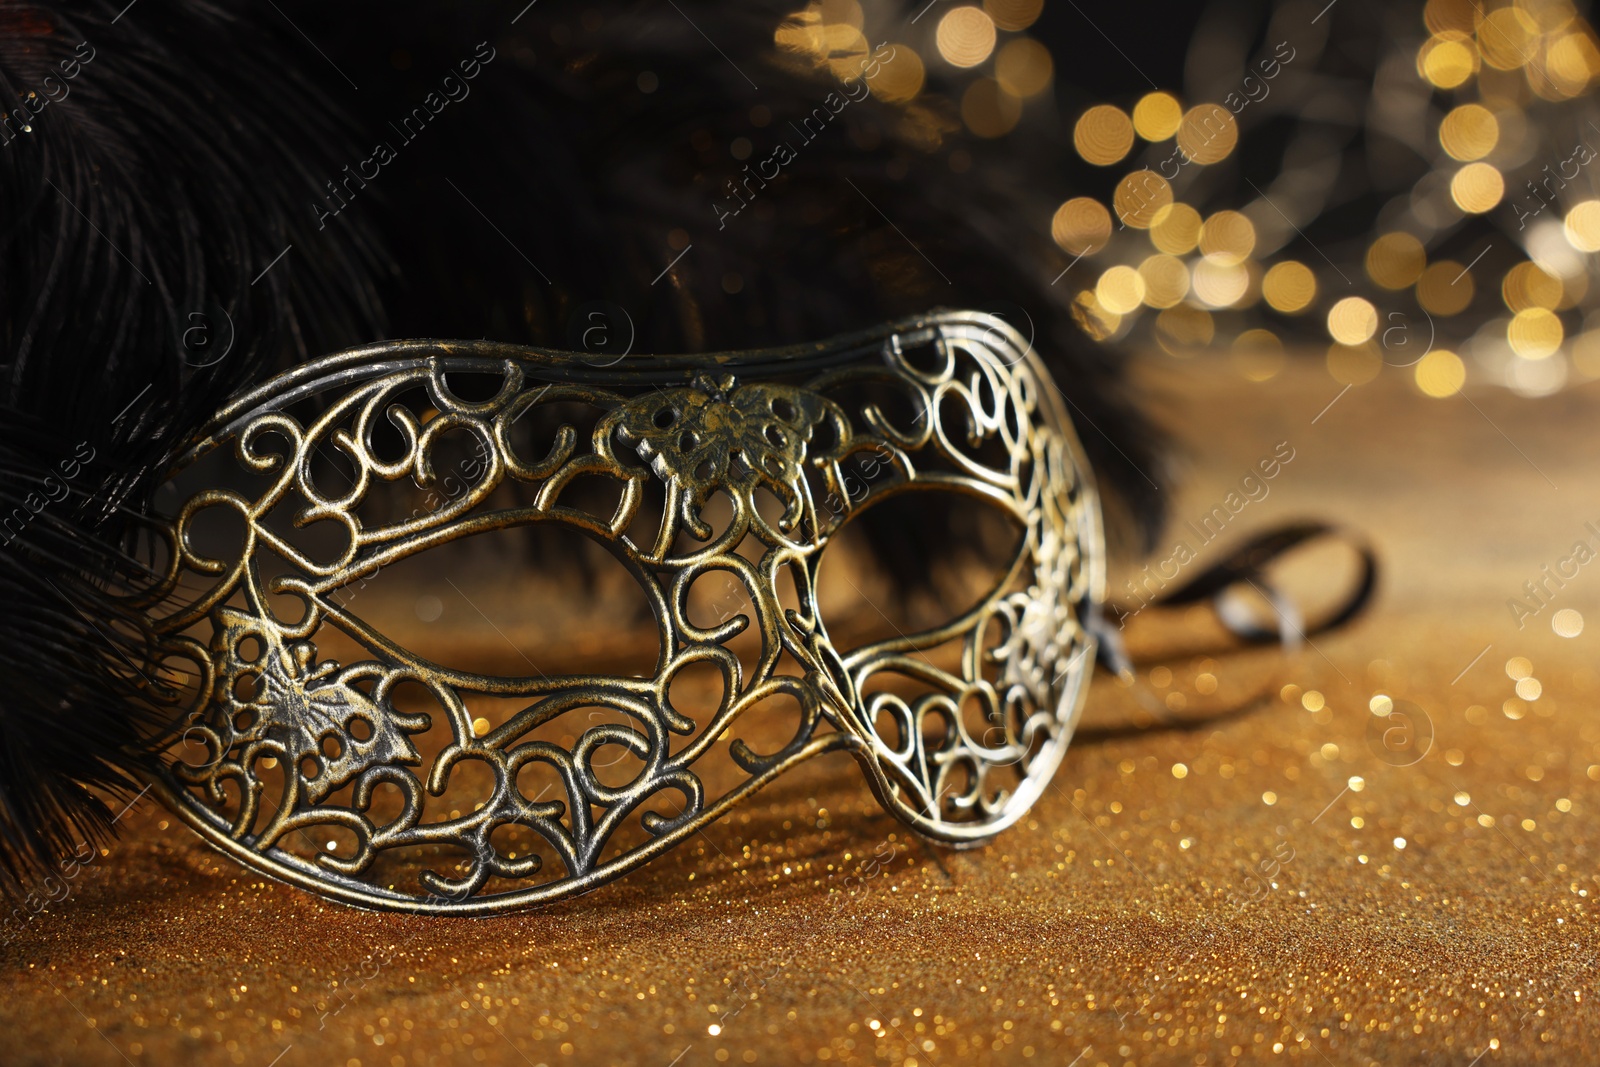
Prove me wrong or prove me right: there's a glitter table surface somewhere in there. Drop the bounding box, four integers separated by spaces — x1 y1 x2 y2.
4 357 1598 1067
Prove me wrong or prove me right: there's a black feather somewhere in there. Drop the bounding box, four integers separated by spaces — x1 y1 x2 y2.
0 0 385 893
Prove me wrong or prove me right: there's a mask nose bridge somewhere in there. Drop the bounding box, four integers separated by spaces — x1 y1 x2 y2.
779 603 862 735
737 513 866 741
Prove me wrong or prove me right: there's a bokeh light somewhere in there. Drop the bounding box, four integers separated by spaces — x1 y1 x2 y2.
995 38 1053 98
1263 261 1317 313
1477 7 1539 71
936 6 997 68
1418 33 1478 88
1415 349 1466 397
1072 290 1120 340
1423 0 1479 36
1553 608 1585 637
1327 296 1380 345
1560 270 1591 310
1502 262 1563 312
1192 255 1250 307
1450 162 1504 213
1366 232 1427 289
1132 92 1183 141
1176 104 1238 164
1149 202 1202 254
869 45 924 101
1096 265 1146 314
983 0 1043 32
1198 210 1256 266
903 0 1600 400
1520 0 1576 34
1074 105 1135 166
1508 307 1564 359
817 0 862 25
1548 32 1600 96
1051 197 1112 257
1113 170 1172 229
1137 254 1190 308
822 25 871 80
1438 104 1498 160
775 5 827 58
1565 201 1600 251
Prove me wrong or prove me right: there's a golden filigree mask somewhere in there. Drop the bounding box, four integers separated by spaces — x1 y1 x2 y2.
136 311 1104 913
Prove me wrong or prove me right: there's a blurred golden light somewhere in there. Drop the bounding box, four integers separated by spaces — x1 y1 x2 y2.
1156 305 1215 355
1074 105 1135 166
1548 32 1600 95
1327 343 1383 385
1560 270 1590 310
995 38 1053 98
1417 261 1475 315
1520 0 1577 33
818 0 864 27
1508 307 1564 359
1418 33 1479 88
984 0 1043 32
1232 329 1285 382
1507 344 1568 393
779 1 869 65
1554 607 1585 637
1327 296 1379 345
1502 262 1563 311
1477 7 1539 71
868 45 925 101
1051 197 1112 257
1132 92 1184 141
1176 104 1238 165
961 78 1021 137
1138 254 1190 308
1565 200 1600 252
775 6 826 57
1192 255 1250 307
1113 169 1172 229
1450 162 1504 213
1149 202 1202 254
1072 290 1121 341
1097 266 1147 315
822 25 871 80
1439 104 1499 161
1415 349 1466 397
1365 232 1427 289
1198 210 1256 266
1528 65 1573 104
1237 260 1264 309
1263 260 1317 313
1525 217 1588 292
937 6 997 68
1573 330 1600 378
1424 0 1480 36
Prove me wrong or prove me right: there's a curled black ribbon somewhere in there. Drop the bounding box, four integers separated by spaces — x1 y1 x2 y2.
1081 521 1379 736
1126 520 1377 646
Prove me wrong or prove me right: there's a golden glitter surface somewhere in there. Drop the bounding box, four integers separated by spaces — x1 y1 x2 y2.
4 357 1600 1066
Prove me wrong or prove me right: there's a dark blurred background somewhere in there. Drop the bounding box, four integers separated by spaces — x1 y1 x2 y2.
827 0 1600 398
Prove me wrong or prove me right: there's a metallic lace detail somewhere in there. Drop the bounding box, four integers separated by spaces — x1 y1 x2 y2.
139 312 1104 913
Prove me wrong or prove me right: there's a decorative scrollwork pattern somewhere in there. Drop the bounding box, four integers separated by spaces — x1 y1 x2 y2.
138 311 1104 913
